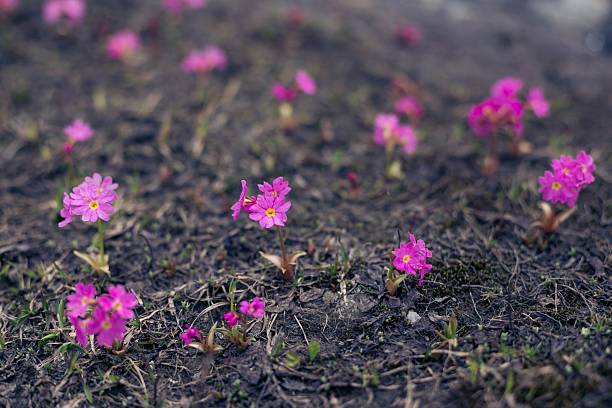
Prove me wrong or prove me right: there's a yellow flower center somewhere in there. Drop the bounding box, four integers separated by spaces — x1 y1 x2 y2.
102 320 112 330
265 208 276 217
81 296 89 305
551 182 561 191
89 200 99 210
562 168 569 175
581 164 587 173
403 254 411 263
113 300 122 311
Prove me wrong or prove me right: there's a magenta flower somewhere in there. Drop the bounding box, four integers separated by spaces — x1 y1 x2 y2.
89 307 127 348
64 119 93 143
395 125 418 154
58 192 76 228
538 170 577 208
67 173 118 223
258 176 291 198
396 24 422 45
98 285 137 320
182 46 227 73
272 83 297 102
394 96 423 122
106 30 141 61
68 314 91 347
575 150 596 186
231 180 249 220
0 0 18 13
295 69 316 95
180 325 201 345
164 0 206 14
248 193 291 229
43 0 85 26
392 233 433 285
467 96 523 137
373 113 400 145
239 297 265 319
527 87 550 118
223 311 238 327
66 282 97 318
491 77 523 98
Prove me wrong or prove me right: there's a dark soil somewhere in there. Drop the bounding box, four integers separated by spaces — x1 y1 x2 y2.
0 0 610 407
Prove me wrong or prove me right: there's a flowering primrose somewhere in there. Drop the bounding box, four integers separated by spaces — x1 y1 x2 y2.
182 46 227 74
0 0 19 14
43 0 85 26
239 297 265 319
106 30 141 62
392 233 433 285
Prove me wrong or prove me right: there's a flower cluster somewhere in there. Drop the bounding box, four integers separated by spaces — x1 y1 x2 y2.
231 177 292 229
272 69 317 102
67 283 137 348
163 0 206 15
468 77 549 138
182 46 227 74
394 95 423 123
180 325 201 345
373 113 418 154
538 151 596 208
63 119 93 155
43 0 85 26
59 173 118 227
392 232 433 285
0 0 18 13
223 297 265 328
106 30 141 62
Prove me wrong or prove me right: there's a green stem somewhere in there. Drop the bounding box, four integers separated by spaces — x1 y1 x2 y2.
97 220 105 263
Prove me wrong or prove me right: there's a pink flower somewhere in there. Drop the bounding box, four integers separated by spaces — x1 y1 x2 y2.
180 326 201 345
68 314 91 347
527 87 549 118
285 6 305 26
0 0 19 13
491 77 523 98
231 180 254 220
106 30 140 61
575 150 596 186
239 297 265 319
43 0 85 26
223 311 238 327
395 125 418 154
248 193 291 229
551 155 578 180
467 96 523 137
539 170 578 207
66 282 97 318
58 192 76 228
295 69 316 95
396 24 422 45
373 113 399 145
394 96 423 122
98 285 137 320
272 83 297 102
392 233 433 285
64 119 93 143
163 0 206 14
258 176 291 198
182 46 227 73
68 173 118 223
89 307 126 348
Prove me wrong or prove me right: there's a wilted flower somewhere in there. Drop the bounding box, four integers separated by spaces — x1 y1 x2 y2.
163 0 206 15
231 180 255 220
180 326 201 345
106 30 140 61
182 46 227 73
394 96 423 122
396 24 422 45
66 282 96 318
491 77 523 98
272 83 297 102
249 193 292 229
0 0 19 13
223 311 238 327
43 0 85 26
392 233 433 285
527 87 549 118
295 69 316 95
239 297 265 319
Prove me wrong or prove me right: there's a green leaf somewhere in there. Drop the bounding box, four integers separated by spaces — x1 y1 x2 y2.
308 340 321 363
283 351 301 369
57 299 66 329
